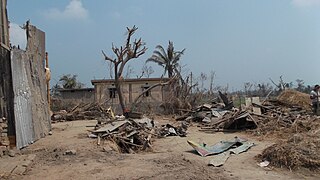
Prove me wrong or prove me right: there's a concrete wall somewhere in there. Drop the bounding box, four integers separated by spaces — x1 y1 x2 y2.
93 79 168 114
0 45 12 151
0 0 14 152
59 89 95 104
94 80 165 104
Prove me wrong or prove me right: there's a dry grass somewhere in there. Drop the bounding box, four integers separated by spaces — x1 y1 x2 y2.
257 116 320 170
277 89 311 110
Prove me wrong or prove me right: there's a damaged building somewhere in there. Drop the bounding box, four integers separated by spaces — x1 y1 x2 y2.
0 0 51 151
91 78 170 112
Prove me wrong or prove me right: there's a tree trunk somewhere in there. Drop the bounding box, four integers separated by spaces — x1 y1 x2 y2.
114 65 126 114
168 66 173 78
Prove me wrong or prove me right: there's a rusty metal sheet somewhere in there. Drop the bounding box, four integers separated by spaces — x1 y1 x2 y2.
208 151 231 167
187 137 247 157
230 142 255 155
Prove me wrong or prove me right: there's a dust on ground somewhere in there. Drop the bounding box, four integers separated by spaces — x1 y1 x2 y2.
4 119 320 180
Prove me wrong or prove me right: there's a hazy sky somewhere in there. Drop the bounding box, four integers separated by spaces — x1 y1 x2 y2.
8 0 320 90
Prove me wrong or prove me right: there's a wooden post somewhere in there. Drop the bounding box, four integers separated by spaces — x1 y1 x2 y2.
45 52 50 107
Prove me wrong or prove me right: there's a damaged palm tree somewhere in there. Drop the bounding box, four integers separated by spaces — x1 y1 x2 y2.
147 41 185 78
102 26 147 114
147 41 192 113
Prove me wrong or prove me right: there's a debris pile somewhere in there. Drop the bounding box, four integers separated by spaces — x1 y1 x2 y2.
177 90 312 134
177 102 257 132
180 89 319 170
51 102 106 121
88 117 188 153
258 116 320 170
249 90 319 170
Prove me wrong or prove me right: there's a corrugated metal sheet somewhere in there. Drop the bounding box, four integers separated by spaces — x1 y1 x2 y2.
11 25 50 149
11 49 35 148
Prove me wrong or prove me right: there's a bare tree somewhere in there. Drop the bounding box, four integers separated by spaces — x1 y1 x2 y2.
125 65 135 78
137 64 154 78
209 70 215 94
102 26 147 113
295 79 305 92
199 72 207 91
269 75 291 92
244 82 253 96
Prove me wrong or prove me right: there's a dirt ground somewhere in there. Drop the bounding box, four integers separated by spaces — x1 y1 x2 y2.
2 119 320 180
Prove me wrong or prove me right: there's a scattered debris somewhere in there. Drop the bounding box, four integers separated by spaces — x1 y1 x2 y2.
187 137 248 157
65 150 77 155
8 150 15 157
258 160 270 167
51 103 107 121
88 115 188 153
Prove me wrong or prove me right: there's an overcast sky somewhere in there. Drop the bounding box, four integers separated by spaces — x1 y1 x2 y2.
8 0 320 90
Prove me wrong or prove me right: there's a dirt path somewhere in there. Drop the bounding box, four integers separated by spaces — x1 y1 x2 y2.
5 120 320 180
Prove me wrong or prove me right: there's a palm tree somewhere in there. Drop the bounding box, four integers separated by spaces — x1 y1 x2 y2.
147 41 185 78
59 74 84 89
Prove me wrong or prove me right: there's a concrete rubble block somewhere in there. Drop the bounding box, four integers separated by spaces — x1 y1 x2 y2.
0 137 10 146
65 149 77 155
8 149 16 157
0 145 8 157
1 123 8 129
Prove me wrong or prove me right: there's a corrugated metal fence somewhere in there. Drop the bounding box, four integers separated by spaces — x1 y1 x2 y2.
11 25 51 149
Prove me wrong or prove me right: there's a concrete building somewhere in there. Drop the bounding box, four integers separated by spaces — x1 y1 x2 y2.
91 78 170 111
57 88 95 104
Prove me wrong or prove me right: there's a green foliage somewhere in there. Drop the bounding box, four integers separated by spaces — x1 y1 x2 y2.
59 74 84 89
147 41 185 78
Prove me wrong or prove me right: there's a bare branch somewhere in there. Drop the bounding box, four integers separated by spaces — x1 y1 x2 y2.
101 50 115 62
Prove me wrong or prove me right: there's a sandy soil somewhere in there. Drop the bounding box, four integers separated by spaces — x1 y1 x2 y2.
5 119 320 180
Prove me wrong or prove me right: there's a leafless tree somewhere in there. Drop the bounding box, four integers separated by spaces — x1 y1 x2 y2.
125 65 135 79
137 64 154 78
199 72 207 91
209 70 215 94
102 26 147 113
244 82 253 96
269 75 291 92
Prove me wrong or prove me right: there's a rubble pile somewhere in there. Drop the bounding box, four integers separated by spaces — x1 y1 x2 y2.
88 117 188 153
52 102 106 121
0 117 9 156
177 90 312 135
176 103 258 132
